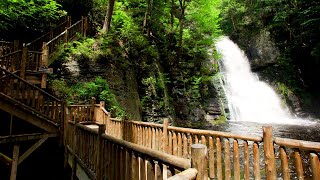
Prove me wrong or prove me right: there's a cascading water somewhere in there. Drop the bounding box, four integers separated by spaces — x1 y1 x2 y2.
215 36 313 125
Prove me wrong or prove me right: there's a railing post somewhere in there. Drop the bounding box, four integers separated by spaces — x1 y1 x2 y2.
20 46 27 79
99 101 106 124
83 17 88 37
163 118 169 153
191 144 208 180
90 97 96 122
71 116 78 180
67 16 72 27
106 112 111 134
263 126 277 180
59 101 66 147
41 42 48 88
64 27 68 48
12 40 19 71
97 124 106 180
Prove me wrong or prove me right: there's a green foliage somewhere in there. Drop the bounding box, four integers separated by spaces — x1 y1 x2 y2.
51 77 125 118
0 0 65 38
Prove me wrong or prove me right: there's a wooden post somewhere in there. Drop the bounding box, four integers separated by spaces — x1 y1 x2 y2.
90 97 95 122
41 42 48 88
12 40 19 71
83 17 88 37
310 153 320 180
63 104 70 168
97 124 106 180
191 144 208 180
163 118 169 153
263 126 277 180
106 112 111 134
99 101 106 124
59 101 66 147
64 27 68 48
10 145 20 180
67 16 72 27
71 116 78 180
20 46 27 79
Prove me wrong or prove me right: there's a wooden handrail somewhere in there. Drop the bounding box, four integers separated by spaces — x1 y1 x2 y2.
0 66 61 102
0 50 22 58
46 31 66 45
274 137 320 151
168 168 198 180
67 20 82 31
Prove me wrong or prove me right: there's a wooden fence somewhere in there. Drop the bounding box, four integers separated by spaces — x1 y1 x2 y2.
65 101 320 180
0 67 63 125
64 120 205 179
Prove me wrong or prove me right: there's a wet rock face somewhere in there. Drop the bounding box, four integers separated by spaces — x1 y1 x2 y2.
245 30 280 69
58 58 142 120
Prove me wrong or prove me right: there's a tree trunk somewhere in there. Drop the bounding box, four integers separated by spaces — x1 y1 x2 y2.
102 0 116 34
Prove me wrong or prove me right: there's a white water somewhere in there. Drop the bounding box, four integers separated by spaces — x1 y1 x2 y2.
215 37 313 125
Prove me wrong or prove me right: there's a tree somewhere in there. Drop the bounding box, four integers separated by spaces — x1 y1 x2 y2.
102 0 116 33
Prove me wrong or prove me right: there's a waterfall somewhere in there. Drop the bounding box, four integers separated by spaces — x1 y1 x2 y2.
215 36 313 125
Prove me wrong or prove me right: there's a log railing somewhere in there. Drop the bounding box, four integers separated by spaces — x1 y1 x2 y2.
0 66 63 124
0 50 22 72
64 120 206 180
88 103 320 180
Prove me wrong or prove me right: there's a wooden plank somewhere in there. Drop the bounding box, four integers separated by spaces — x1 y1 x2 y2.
0 152 12 165
0 133 57 144
177 133 182 157
10 145 20 180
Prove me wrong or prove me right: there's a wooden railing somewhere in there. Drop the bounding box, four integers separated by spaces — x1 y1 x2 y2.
0 50 22 72
64 119 206 180
0 67 63 124
45 17 87 60
26 16 71 51
0 41 14 56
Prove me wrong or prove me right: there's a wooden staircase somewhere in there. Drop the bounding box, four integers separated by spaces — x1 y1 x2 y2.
0 66 63 132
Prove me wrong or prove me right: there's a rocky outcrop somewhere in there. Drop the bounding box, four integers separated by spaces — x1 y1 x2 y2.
57 58 142 120
235 30 280 69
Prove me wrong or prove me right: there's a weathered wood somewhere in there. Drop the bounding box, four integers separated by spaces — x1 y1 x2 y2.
163 119 169 153
18 136 48 165
208 136 215 179
167 168 198 180
191 144 207 180
183 134 188 158
10 145 19 180
96 124 106 180
310 153 320 180
0 133 57 144
274 137 320 151
234 139 240 180
294 149 304 180
178 133 182 157
101 133 191 170
20 47 27 79
279 146 290 180
263 126 277 180
243 141 250 180
253 142 261 180
216 137 222 180
224 139 231 180
0 152 12 165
